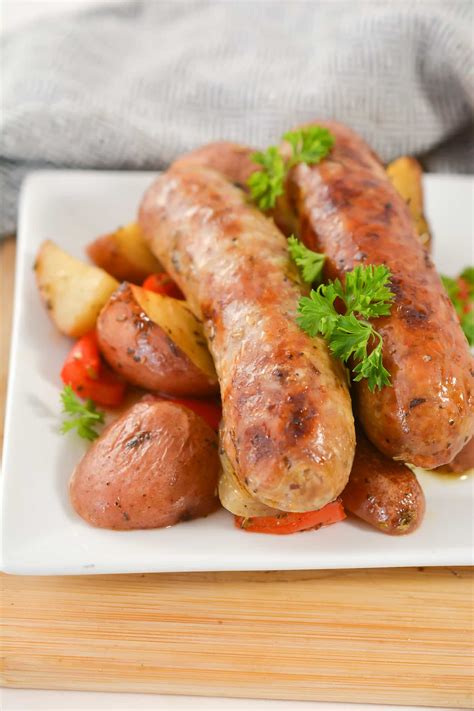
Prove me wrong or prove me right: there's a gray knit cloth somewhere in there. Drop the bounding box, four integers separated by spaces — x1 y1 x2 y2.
1 0 473 235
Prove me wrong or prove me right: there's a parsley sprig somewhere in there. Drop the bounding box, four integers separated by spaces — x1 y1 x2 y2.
287 235 325 285
296 265 395 392
441 267 473 346
248 125 334 210
247 147 286 211
284 126 335 168
60 385 105 441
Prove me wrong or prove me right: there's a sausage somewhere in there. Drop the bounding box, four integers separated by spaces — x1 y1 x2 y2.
172 141 303 239
138 166 355 512
341 429 425 535
435 436 474 474
276 120 474 469
69 399 220 530
172 141 257 189
167 141 434 527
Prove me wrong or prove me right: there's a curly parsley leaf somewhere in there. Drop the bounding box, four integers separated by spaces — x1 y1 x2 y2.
340 265 395 318
352 340 391 391
283 126 335 168
296 264 394 391
297 284 340 338
287 235 325 285
248 125 334 210
461 309 474 346
328 313 374 362
60 385 105 441
247 147 286 211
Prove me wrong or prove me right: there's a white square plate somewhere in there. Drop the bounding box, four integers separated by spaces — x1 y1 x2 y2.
2 171 473 575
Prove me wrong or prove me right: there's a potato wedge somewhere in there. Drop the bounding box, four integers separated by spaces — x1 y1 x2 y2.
386 157 431 249
97 282 218 397
35 240 119 337
87 222 162 282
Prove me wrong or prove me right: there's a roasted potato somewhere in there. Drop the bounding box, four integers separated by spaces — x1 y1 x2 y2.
86 222 162 282
97 282 218 397
386 156 431 249
35 240 119 337
70 399 221 529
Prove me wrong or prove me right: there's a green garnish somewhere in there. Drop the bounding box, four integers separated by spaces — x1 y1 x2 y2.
441 276 460 304
247 147 286 211
297 265 395 392
60 385 105 441
441 267 474 346
283 126 335 168
287 235 325 285
248 125 334 210
460 309 474 346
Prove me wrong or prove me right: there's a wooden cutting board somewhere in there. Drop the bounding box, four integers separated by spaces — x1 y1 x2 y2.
1 238 473 708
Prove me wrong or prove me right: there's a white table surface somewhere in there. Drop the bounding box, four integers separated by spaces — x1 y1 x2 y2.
0 3 460 711
0 689 456 711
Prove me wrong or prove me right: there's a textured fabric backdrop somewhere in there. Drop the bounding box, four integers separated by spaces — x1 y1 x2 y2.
1 0 473 235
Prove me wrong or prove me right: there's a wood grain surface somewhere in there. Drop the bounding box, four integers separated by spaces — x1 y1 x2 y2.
1 238 473 707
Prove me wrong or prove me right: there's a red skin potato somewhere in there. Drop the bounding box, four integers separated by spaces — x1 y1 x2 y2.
70 399 220 530
96 283 218 398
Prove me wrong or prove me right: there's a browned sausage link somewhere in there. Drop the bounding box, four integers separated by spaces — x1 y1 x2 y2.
435 436 474 474
172 141 258 189
168 143 432 529
139 166 355 512
341 429 425 535
171 141 307 240
276 120 474 469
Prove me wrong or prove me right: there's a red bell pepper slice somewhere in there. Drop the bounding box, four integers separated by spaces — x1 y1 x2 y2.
142 273 184 300
171 397 222 431
60 331 101 382
61 331 125 408
70 365 126 408
235 499 346 534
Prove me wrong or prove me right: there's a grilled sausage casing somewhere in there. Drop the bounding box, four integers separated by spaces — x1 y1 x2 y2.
278 121 474 468
172 142 257 190
139 166 355 511
341 429 425 535
435 436 474 474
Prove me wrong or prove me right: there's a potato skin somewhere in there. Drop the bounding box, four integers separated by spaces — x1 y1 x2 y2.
341 430 425 535
69 399 221 530
97 282 218 397
86 234 145 283
86 224 162 283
